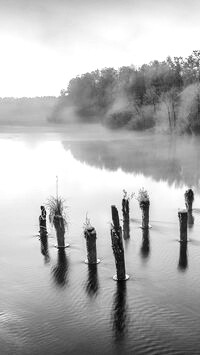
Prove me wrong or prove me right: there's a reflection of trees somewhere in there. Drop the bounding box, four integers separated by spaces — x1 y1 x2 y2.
85 264 99 298
63 135 200 189
51 250 69 288
111 282 128 342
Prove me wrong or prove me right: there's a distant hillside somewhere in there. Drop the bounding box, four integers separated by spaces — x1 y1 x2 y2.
0 97 58 125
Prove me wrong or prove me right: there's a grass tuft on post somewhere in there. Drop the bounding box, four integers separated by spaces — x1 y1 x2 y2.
83 214 100 264
137 188 151 229
47 196 69 248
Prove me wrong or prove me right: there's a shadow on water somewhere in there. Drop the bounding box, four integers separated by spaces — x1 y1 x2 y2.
178 242 188 271
40 235 50 264
51 250 69 288
111 281 128 342
85 264 99 298
140 229 150 261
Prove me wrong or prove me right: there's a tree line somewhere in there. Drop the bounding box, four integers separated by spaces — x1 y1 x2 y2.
49 50 200 133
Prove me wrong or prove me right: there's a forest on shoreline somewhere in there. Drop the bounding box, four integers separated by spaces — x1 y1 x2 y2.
49 50 200 134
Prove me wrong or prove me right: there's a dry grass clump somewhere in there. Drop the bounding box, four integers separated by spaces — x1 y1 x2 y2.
46 196 68 226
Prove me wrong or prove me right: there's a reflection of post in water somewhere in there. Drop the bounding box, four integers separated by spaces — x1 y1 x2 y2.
85 264 99 298
40 235 50 263
122 192 130 240
178 242 188 271
52 250 69 287
140 229 150 259
112 281 128 341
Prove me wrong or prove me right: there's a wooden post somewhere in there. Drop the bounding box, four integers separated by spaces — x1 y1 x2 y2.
122 198 130 239
53 215 69 248
184 189 194 226
39 206 47 237
84 226 100 264
140 200 150 229
184 189 194 212
178 209 188 242
111 205 129 281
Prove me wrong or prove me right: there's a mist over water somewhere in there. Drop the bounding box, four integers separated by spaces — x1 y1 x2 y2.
0 126 200 354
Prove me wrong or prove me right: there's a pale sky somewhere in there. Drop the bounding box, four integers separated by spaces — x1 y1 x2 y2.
0 0 200 97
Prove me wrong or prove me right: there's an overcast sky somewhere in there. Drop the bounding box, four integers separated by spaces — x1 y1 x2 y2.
0 0 200 97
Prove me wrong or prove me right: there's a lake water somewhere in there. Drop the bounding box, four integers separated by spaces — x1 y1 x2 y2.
1 125 200 354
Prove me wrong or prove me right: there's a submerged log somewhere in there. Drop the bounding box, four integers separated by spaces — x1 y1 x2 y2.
111 205 129 281
122 198 130 239
178 209 188 242
140 200 150 229
84 226 100 264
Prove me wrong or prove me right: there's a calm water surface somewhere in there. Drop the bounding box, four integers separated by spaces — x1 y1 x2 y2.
0 127 200 354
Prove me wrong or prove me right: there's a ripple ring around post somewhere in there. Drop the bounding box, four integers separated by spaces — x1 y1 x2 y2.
84 258 101 264
139 224 152 229
54 243 70 249
113 274 130 281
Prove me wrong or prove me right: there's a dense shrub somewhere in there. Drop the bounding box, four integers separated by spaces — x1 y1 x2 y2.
106 110 133 129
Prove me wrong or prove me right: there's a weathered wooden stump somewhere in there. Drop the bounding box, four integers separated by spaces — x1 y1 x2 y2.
84 226 100 264
140 200 150 229
122 197 130 239
178 242 188 270
54 215 69 248
39 206 47 237
184 189 194 226
184 189 194 212
111 205 129 281
178 209 188 242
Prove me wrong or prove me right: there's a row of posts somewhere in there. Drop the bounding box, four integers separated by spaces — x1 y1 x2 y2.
39 188 194 281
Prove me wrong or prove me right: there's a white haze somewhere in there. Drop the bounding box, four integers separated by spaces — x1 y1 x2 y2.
0 0 200 97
